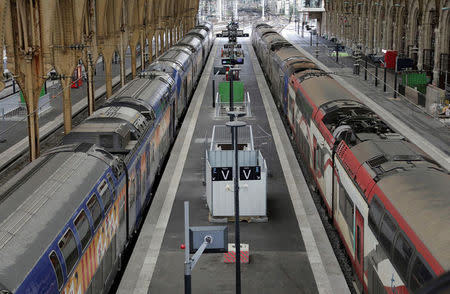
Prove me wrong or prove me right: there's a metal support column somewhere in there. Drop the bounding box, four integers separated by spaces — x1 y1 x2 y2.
184 201 191 294
140 31 145 72
131 44 137 79
261 0 265 21
335 43 339 63
383 67 387 92
87 52 95 115
364 59 367 80
233 125 241 294
120 34 126 87
375 65 378 87
225 119 246 294
394 71 398 98
61 78 73 134
212 79 215 108
229 68 234 113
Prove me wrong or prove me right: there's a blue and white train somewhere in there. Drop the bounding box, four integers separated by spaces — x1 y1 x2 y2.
0 23 213 294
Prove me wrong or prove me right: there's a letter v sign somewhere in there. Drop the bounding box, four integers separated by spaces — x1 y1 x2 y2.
221 169 230 180
243 169 251 180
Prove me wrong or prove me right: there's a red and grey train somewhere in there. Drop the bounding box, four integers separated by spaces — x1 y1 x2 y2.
252 23 449 294
0 23 213 294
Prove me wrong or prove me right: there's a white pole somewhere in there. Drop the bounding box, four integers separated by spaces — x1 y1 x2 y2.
262 0 265 21
218 0 222 21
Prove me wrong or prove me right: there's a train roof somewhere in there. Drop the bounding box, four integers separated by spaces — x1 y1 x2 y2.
195 22 212 32
0 144 117 291
107 73 174 119
377 168 450 269
175 35 202 53
296 75 359 107
63 106 148 154
261 34 289 49
158 48 191 72
274 46 305 61
254 23 272 29
186 28 208 40
347 138 449 269
254 26 275 36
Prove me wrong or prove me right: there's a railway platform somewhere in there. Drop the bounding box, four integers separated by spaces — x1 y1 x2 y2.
0 56 141 176
117 38 350 294
282 28 450 171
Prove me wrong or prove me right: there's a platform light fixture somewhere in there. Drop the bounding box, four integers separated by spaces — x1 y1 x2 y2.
226 112 247 294
442 7 450 11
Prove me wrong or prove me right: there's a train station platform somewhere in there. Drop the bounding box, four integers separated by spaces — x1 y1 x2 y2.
0 56 140 174
281 28 450 171
117 38 350 294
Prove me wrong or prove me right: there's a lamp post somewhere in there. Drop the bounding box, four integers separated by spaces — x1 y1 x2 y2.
336 42 340 63
226 112 246 294
228 67 240 117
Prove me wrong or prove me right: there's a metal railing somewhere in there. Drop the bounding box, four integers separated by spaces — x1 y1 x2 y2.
215 91 251 118
0 94 51 120
296 34 449 126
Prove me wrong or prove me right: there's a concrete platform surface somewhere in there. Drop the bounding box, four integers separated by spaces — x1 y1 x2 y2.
117 38 349 294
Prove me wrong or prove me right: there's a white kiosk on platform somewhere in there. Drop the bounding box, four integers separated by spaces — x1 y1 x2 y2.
205 125 267 221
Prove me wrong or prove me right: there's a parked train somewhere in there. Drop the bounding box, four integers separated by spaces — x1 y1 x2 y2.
0 23 213 294
252 23 449 294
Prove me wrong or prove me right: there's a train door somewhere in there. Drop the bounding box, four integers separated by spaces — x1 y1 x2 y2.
278 77 284 103
171 100 176 140
333 172 338 220
184 77 188 106
135 161 142 225
128 174 136 232
202 46 206 66
355 208 365 286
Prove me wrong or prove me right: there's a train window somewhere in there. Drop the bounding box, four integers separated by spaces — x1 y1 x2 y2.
98 180 112 211
379 213 398 256
295 90 313 121
356 226 361 262
314 144 319 171
87 194 102 230
107 174 114 190
410 256 434 291
339 185 354 237
368 196 384 237
129 177 136 206
58 229 79 275
393 232 413 280
314 145 324 172
49 251 64 290
74 210 92 251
